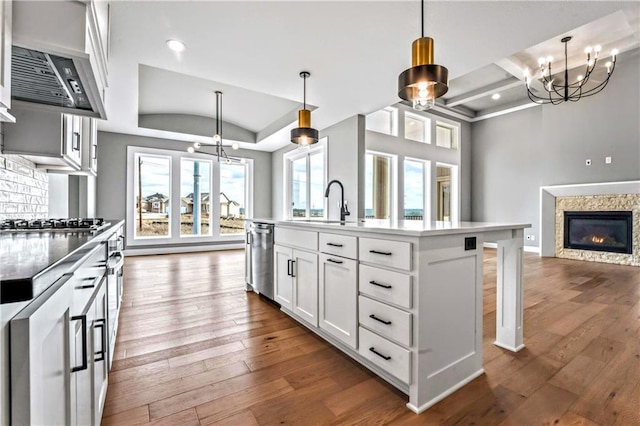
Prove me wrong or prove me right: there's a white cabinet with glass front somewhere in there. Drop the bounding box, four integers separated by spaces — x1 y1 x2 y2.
125 146 252 247
267 219 529 415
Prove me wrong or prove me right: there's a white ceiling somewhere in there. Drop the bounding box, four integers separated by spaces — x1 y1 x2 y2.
99 1 640 151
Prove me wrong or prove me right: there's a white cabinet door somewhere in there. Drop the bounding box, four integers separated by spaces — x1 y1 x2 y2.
292 249 318 327
73 300 94 426
81 116 98 175
319 253 357 348
93 277 108 424
62 114 83 169
10 274 74 426
274 244 293 310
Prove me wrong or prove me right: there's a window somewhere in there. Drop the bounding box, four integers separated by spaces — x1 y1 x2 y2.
436 164 458 222
436 123 458 149
404 159 427 220
133 154 171 238
365 152 395 220
366 107 398 136
180 159 212 236
220 162 249 235
284 141 326 219
127 146 253 246
404 113 430 143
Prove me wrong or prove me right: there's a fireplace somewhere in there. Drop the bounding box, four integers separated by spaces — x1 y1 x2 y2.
564 211 633 254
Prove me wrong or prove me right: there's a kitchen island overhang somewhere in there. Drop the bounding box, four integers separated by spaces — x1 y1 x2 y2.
251 219 530 414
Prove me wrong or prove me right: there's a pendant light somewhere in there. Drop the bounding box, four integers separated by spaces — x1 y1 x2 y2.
187 91 242 164
398 0 449 111
291 71 319 145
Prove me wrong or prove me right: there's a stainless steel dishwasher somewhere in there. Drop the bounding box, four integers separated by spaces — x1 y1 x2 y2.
246 222 275 300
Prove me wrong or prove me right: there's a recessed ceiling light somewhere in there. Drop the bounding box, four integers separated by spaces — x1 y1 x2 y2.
166 39 186 52
491 93 501 100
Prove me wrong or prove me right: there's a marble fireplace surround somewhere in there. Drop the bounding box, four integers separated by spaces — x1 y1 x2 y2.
540 181 640 266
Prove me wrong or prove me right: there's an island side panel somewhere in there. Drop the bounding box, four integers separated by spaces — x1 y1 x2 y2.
409 232 484 413
494 228 525 351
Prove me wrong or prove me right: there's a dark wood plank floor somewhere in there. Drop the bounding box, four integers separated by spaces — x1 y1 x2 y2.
101 249 640 425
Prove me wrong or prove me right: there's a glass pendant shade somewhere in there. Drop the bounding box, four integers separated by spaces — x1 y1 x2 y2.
291 71 319 145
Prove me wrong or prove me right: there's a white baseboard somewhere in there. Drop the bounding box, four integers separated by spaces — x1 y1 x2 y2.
483 242 541 254
124 243 245 256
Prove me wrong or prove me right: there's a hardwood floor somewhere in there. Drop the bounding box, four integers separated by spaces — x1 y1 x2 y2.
101 249 640 425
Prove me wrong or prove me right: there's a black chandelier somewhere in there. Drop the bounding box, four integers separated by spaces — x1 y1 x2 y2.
291 71 319 146
524 36 618 105
188 91 243 163
398 0 449 111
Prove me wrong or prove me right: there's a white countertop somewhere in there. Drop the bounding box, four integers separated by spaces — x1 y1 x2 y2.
250 218 530 237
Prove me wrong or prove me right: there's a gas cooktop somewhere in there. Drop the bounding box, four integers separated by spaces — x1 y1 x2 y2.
0 218 108 232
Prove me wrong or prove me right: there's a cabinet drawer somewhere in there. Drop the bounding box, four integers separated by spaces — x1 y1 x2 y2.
319 233 357 259
359 264 412 309
359 238 411 271
359 327 411 384
359 296 412 347
275 227 318 251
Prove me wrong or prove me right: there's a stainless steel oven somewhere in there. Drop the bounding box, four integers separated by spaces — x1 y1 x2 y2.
106 226 124 370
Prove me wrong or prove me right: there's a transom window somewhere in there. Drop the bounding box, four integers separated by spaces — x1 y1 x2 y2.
366 107 398 136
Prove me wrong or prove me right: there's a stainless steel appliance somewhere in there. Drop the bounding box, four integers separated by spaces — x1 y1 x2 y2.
246 222 275 300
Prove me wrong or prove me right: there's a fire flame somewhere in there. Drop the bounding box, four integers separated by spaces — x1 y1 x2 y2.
591 236 605 244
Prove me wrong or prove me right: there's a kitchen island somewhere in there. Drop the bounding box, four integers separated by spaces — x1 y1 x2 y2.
249 219 529 413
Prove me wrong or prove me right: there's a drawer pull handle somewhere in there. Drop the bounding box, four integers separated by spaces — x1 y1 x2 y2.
369 314 392 325
327 258 343 264
327 242 343 247
94 319 106 362
369 347 391 361
71 315 88 372
369 280 392 289
369 250 392 256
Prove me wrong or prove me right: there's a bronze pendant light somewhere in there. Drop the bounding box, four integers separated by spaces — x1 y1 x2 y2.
291 71 319 145
398 0 449 111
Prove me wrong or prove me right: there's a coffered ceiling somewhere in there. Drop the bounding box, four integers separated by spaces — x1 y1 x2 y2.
99 1 640 151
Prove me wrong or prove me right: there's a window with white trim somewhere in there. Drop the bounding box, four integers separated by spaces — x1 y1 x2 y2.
283 140 326 219
365 151 397 220
126 146 253 246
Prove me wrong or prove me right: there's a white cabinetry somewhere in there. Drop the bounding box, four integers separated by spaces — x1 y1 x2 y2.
10 274 75 425
319 253 357 348
0 0 13 122
274 227 319 327
81 116 99 175
274 245 318 327
3 107 84 171
357 238 413 383
3 106 98 173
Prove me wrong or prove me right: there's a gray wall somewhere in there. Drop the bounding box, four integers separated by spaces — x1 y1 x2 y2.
96 131 272 242
271 115 365 220
471 51 640 248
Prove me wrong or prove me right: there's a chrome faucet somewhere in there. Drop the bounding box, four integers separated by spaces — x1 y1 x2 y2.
324 180 350 222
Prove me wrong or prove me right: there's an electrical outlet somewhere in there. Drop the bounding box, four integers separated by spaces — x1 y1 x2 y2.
585 159 592 166
605 156 612 164
530 235 535 241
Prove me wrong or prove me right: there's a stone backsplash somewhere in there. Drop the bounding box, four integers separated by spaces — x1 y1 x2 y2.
555 194 639 266
0 153 48 220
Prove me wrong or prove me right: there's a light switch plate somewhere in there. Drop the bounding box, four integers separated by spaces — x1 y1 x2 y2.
605 156 612 164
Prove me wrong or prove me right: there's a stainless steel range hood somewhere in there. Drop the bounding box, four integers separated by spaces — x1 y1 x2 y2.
11 45 107 119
